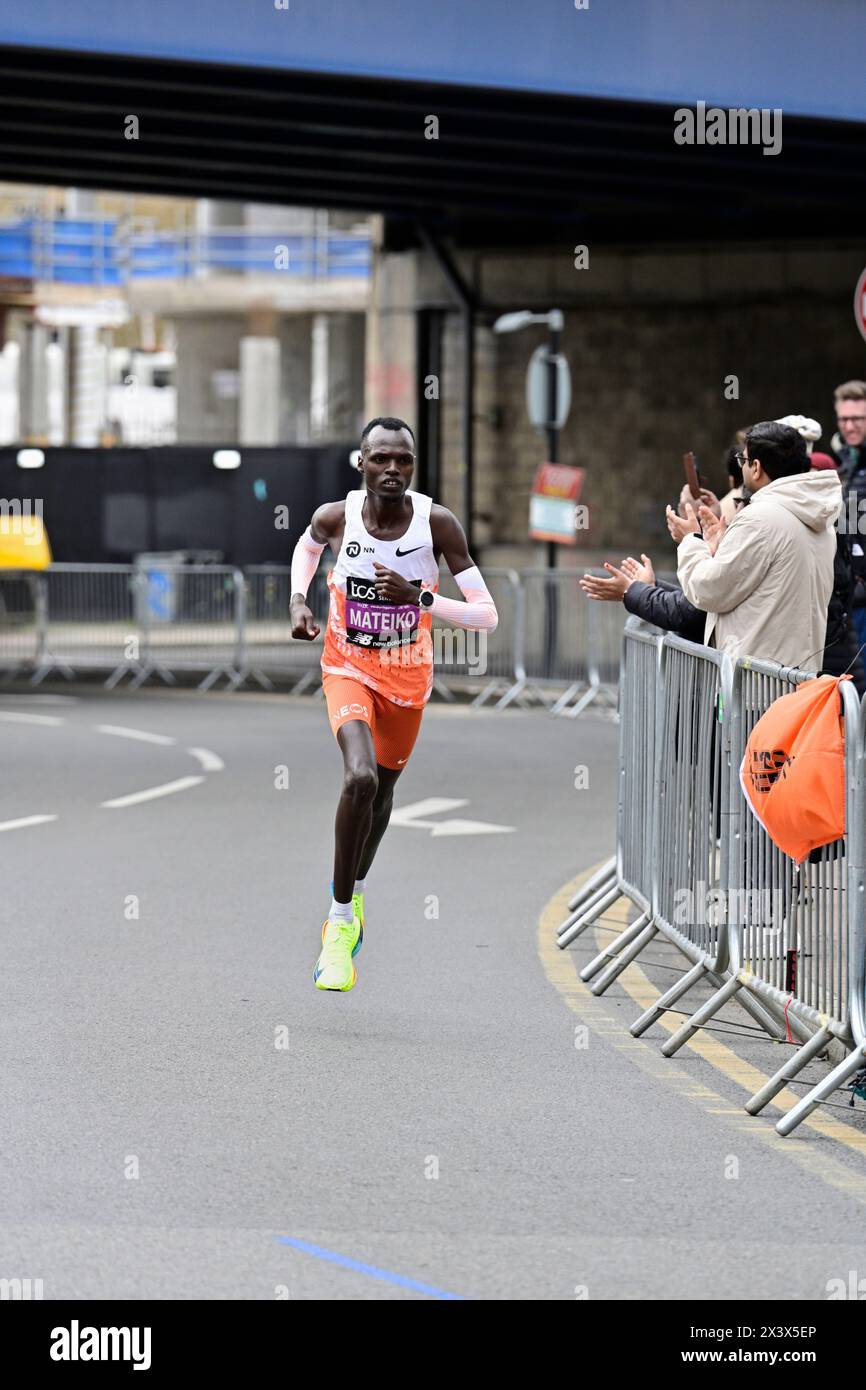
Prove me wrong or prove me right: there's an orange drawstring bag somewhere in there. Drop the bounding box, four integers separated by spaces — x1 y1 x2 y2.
739 674 848 864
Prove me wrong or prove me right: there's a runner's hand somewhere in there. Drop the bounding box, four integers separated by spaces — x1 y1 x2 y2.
373 563 419 604
290 601 320 640
620 554 655 585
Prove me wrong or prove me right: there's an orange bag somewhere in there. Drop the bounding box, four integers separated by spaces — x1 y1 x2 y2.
739 675 848 864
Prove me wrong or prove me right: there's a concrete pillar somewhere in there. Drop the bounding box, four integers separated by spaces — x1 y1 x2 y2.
311 312 365 441
239 335 280 445
67 324 107 447
18 320 51 444
278 314 313 443
172 314 243 443
365 251 418 423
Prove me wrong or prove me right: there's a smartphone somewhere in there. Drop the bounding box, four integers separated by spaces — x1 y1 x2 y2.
683 450 701 500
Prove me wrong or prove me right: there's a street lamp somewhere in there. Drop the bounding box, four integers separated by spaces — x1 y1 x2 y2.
494 309 567 681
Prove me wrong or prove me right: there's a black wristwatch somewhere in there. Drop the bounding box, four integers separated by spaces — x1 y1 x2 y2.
419 587 435 610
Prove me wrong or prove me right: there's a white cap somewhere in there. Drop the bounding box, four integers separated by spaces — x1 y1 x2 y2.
775 414 822 454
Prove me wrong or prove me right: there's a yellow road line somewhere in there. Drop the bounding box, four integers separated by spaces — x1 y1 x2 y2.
538 865 866 1203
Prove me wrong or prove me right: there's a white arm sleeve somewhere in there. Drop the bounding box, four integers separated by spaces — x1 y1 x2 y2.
429 565 498 632
290 526 325 600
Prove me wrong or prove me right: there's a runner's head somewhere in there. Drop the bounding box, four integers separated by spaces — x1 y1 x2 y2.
360 418 416 498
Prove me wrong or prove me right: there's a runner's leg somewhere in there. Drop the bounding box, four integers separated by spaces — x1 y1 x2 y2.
355 765 402 881
333 720 379 902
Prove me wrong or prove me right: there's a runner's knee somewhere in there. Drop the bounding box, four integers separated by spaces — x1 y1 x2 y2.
343 763 379 803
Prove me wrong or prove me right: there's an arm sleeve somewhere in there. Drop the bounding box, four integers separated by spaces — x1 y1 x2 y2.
623 580 702 636
676 516 772 613
290 526 325 599
429 565 498 632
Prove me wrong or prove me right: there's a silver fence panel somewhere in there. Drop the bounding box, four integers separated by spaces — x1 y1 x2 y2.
556 617 661 962
0 570 43 675
662 661 858 1095
241 564 330 692
520 568 623 716
136 565 243 688
432 568 524 707
35 564 143 684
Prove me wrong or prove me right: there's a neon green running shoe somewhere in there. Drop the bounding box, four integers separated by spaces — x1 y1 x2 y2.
352 891 365 931
314 915 363 992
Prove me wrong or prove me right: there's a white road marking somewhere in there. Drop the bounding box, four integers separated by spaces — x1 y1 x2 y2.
390 797 515 836
96 724 176 746
0 693 78 705
430 819 515 836
186 746 225 772
0 711 64 726
101 776 205 809
0 814 58 832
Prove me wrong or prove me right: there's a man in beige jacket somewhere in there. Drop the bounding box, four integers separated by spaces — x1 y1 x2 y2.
666 421 841 671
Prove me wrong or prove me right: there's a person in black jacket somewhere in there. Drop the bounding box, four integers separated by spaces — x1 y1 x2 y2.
827 381 866 660
580 554 706 643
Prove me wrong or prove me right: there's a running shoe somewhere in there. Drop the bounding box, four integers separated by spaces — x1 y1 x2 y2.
352 890 365 931
314 915 363 991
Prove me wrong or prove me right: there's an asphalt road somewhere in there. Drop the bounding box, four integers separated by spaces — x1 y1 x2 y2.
2 685 866 1301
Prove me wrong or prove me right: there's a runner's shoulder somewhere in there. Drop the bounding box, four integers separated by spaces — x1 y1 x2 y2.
310 499 347 542
429 503 464 540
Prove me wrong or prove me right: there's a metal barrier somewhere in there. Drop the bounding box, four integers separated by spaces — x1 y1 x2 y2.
564 628 866 1136
241 565 330 693
521 568 623 716
0 562 624 708
556 618 660 952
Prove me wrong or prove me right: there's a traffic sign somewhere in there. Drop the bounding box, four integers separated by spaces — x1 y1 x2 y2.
526 345 571 430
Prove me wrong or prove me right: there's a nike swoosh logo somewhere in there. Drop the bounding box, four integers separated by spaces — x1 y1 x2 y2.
395 544 425 557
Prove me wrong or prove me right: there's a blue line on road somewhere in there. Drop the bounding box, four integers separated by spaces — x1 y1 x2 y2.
274 1236 467 1300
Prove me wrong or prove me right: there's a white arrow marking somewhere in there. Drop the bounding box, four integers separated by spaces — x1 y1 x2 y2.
187 746 225 772
430 818 515 836
390 797 514 836
97 724 176 746
102 776 205 809
389 798 468 829
0 814 58 832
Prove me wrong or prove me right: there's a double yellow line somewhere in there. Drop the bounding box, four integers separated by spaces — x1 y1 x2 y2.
538 866 866 1199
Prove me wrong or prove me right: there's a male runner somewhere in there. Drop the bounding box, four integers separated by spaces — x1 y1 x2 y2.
290 417 498 992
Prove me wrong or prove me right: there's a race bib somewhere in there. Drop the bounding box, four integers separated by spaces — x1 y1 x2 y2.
345 575 420 649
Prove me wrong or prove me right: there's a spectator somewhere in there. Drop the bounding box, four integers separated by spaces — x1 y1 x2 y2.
719 430 748 522
580 555 705 642
666 421 841 670
827 380 866 650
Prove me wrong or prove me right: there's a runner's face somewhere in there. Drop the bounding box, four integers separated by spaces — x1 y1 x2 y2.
361 429 415 497
836 399 866 448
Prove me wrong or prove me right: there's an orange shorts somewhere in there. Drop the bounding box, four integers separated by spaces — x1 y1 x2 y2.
322 674 424 770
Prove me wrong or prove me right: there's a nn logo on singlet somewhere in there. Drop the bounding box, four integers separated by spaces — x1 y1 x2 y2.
345 541 374 558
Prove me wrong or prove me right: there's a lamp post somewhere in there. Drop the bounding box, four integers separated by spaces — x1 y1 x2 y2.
493 308 567 678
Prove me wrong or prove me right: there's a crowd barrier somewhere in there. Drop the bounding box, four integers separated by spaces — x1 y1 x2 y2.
0 563 620 708
558 616 866 1136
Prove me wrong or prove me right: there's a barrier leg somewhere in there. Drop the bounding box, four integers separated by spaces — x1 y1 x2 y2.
557 878 617 937
776 1043 866 1137
589 921 658 995
661 975 742 1057
494 677 527 710
580 911 650 981
549 681 583 716
745 1023 833 1116
630 960 708 1036
557 883 621 948
562 856 617 920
